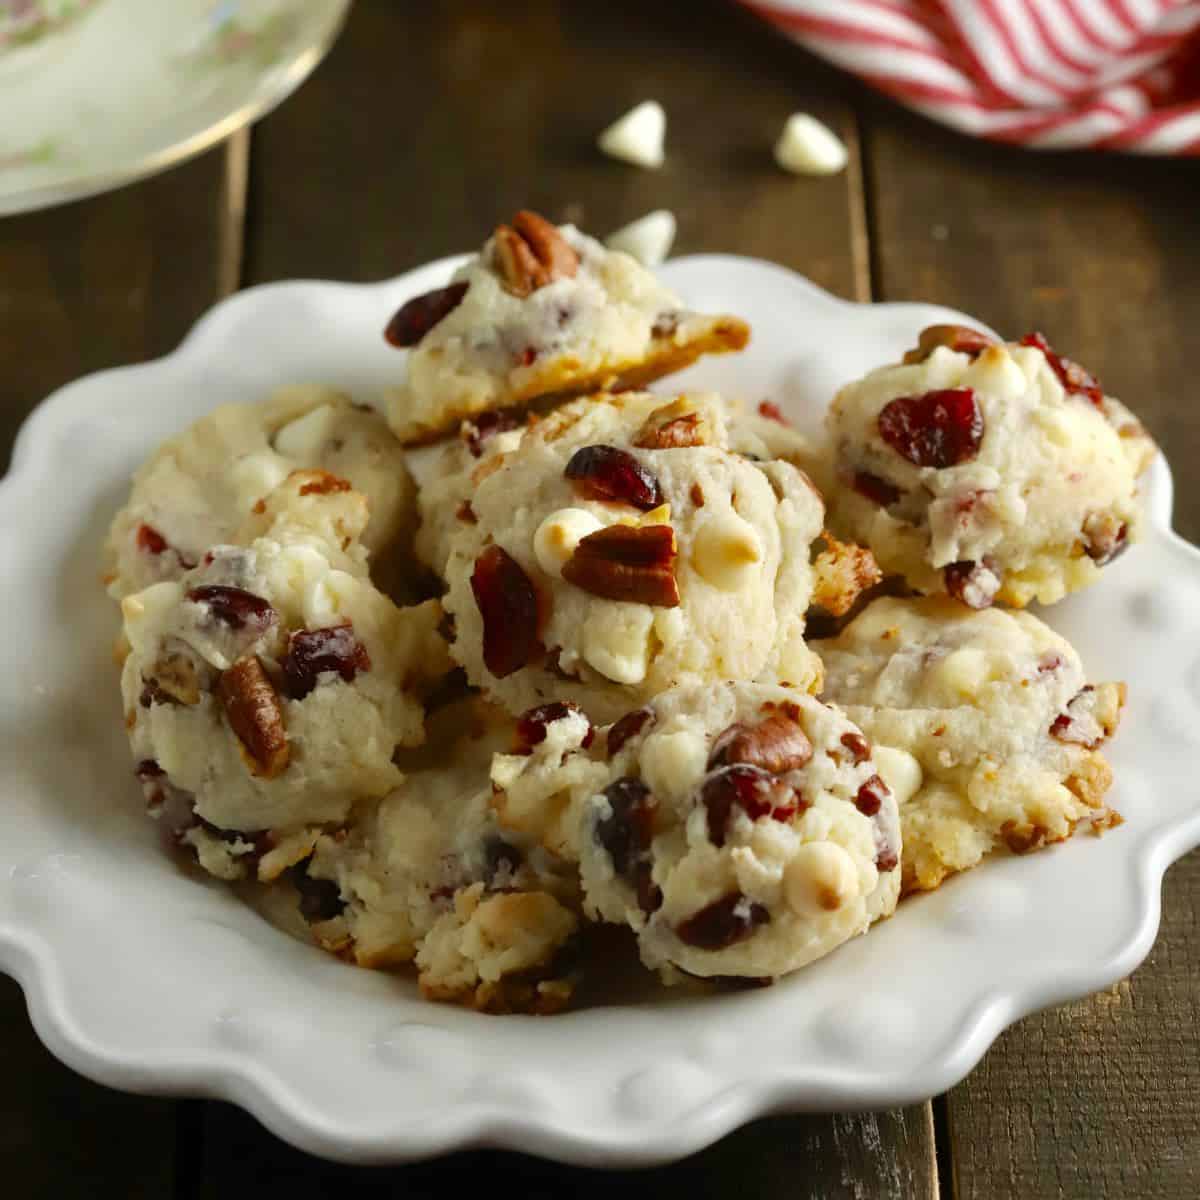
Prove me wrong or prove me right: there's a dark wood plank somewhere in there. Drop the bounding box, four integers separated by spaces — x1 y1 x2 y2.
216 0 937 1190
864 99 1200 1200
200 1102 937 1200
0 141 246 1195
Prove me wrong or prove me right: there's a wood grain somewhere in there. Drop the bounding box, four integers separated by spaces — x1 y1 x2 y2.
864 98 1200 1200
0 143 245 1196
219 0 937 1192
199 1103 937 1200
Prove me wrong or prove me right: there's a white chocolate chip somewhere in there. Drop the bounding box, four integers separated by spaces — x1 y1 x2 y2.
231 452 291 511
873 746 923 807
784 842 860 914
606 210 676 266
533 507 604 579
774 113 848 177
598 101 666 169
691 512 763 591
273 403 340 459
581 606 654 684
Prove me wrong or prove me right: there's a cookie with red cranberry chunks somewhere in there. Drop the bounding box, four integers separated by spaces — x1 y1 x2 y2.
518 683 901 983
825 326 1156 608
120 472 450 883
817 595 1124 894
105 385 416 601
383 209 748 444
299 698 583 1013
435 391 838 724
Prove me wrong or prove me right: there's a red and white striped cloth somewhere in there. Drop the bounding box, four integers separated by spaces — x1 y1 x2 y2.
737 0 1200 153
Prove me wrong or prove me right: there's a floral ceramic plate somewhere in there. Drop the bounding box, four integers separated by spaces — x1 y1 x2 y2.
1 255 1198 1165
0 0 350 216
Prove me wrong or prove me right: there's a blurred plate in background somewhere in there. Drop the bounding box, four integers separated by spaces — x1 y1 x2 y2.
0 0 350 216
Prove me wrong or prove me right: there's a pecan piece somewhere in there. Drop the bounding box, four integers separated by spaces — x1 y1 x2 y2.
492 210 579 298
384 282 469 347
143 652 202 706
708 713 813 775
633 399 713 449
217 655 290 778
561 524 680 607
811 531 882 617
903 324 997 364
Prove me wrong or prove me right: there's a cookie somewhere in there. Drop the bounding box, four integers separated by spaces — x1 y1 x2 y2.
383 210 748 444
300 698 582 1013
817 595 1124 894
435 391 829 723
121 471 450 881
106 386 416 600
495 684 901 982
825 327 1156 608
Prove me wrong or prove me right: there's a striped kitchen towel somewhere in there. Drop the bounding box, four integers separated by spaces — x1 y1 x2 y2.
738 0 1200 153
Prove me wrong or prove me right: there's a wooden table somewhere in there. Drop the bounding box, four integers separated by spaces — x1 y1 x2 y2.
2 3 1197 1196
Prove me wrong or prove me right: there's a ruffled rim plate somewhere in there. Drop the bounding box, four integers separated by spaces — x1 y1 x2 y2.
1 254 1198 1166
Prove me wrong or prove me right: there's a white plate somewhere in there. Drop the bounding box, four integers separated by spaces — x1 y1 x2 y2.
2 255 1198 1167
0 0 349 216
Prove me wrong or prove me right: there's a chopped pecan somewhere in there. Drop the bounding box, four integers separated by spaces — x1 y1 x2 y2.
633 399 713 449
561 524 679 607
296 470 352 497
811 532 882 617
1081 511 1129 566
217 655 290 778
708 713 813 775
903 324 997 364
143 652 202 706
492 210 579 298
384 282 470 347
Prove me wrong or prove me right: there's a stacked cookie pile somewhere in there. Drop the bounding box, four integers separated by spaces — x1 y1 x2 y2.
106 212 1154 1012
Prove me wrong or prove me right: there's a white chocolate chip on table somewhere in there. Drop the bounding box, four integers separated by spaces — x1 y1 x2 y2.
597 100 666 168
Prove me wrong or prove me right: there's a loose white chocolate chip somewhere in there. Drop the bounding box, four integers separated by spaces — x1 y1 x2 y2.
533 507 604 578
774 113 848 176
785 842 860 914
873 746 923 807
692 512 763 591
598 101 666 169
606 210 676 266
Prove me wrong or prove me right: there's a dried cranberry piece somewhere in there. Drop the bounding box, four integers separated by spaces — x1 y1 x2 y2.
855 774 890 817
757 401 789 425
607 708 654 758
700 764 803 848
878 388 983 468
944 558 1001 610
282 624 371 700
470 545 543 678
384 282 469 347
1020 332 1103 407
513 701 594 755
1038 652 1064 674
1049 686 1110 749
463 409 519 458
186 585 277 633
564 445 663 511
840 731 871 764
675 893 769 951
595 777 661 913
287 861 346 923
135 759 165 781
875 846 899 873
1082 514 1129 566
136 524 169 555
852 470 902 508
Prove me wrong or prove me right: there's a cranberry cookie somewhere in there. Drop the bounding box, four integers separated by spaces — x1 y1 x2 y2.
826 327 1156 608
383 210 748 444
106 386 415 600
497 684 901 983
435 391 829 723
817 595 1124 894
300 698 583 1013
121 471 449 882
